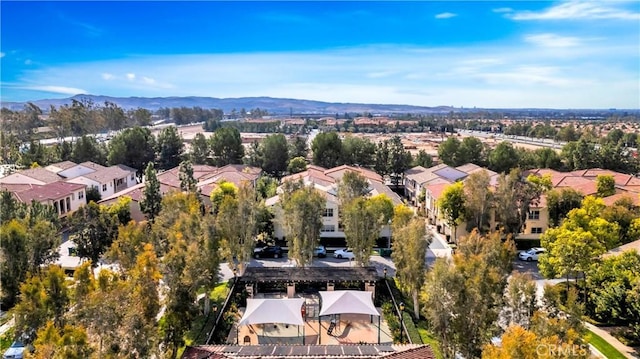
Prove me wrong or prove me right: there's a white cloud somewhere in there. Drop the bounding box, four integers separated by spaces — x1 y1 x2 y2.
142 76 156 85
0 52 5 58
509 1 640 20
435 12 457 19
102 73 114 80
24 59 32 65
524 33 582 48
5 41 639 108
23 85 87 95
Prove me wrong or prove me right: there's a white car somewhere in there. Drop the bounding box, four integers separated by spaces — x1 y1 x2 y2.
518 247 546 262
3 341 26 359
333 248 355 260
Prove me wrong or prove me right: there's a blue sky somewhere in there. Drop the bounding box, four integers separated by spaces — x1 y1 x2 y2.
1 1 639 108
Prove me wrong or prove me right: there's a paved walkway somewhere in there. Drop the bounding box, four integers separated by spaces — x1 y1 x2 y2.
585 323 639 359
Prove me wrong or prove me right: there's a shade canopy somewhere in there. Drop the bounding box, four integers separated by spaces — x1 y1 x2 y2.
239 298 305 326
319 290 379 317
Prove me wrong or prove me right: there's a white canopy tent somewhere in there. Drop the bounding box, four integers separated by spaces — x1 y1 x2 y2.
319 290 379 317
239 298 305 326
318 290 381 344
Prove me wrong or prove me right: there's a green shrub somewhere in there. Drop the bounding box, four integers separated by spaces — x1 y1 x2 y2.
402 312 422 344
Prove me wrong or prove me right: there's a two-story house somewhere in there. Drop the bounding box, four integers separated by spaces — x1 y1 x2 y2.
1 181 87 218
66 164 137 198
266 165 402 245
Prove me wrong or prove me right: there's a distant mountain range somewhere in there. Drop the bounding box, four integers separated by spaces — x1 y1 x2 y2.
1 95 457 115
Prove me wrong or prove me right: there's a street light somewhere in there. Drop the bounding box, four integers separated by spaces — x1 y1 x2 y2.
387 219 392 249
399 302 405 343
233 267 237 283
383 268 387 279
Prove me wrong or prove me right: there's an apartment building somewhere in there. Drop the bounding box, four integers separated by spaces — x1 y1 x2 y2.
266 165 402 241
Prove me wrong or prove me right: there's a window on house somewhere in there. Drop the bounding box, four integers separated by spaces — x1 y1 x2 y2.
531 227 543 234
102 184 107 192
131 174 135 181
528 210 540 220
323 208 334 217
321 225 336 232
78 191 84 200
117 178 124 186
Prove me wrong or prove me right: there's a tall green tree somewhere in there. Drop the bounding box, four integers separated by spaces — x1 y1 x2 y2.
260 133 289 177
546 188 584 227
374 140 390 178
156 126 185 170
391 205 429 318
281 184 325 267
387 135 413 186
140 162 163 222
108 127 156 173
488 142 520 174
0 219 29 307
178 159 198 193
438 137 461 166
586 250 640 327
210 127 244 166
69 202 118 267
493 170 550 236
216 183 258 272
464 170 493 233
311 132 342 168
342 195 393 266
288 136 309 159
422 231 515 359
341 136 376 168
412 149 433 168
337 171 370 205
437 181 466 243
190 132 210 165
71 135 107 165
459 136 487 166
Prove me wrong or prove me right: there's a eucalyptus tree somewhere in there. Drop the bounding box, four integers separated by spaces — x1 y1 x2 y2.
280 184 325 267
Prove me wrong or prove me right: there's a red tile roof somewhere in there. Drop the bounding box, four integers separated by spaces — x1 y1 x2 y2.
602 192 640 207
8 181 85 203
384 345 435 359
16 167 63 183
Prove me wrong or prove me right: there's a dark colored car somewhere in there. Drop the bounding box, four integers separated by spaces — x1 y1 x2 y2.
253 246 283 259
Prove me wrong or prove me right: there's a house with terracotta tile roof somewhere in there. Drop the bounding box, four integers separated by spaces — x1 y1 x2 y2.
267 165 402 243
0 166 64 185
66 164 137 198
54 161 107 179
99 181 181 222
1 181 86 217
100 164 261 222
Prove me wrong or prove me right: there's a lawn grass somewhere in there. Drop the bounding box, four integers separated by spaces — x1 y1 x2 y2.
416 322 443 359
585 330 628 359
209 282 230 301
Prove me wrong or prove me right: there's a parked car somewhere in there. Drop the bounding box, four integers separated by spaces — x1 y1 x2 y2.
253 246 283 259
313 246 327 258
333 248 355 260
518 247 546 262
3 341 26 359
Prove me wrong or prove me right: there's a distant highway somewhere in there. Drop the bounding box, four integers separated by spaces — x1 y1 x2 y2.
456 129 568 150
